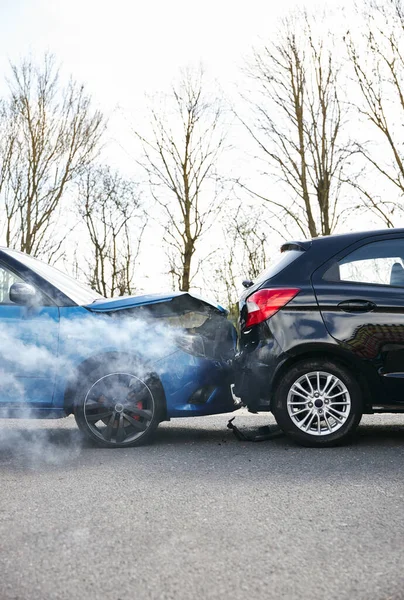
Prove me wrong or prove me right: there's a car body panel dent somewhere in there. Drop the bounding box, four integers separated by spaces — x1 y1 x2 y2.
85 292 227 314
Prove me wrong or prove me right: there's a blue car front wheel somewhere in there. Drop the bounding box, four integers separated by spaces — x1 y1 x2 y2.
74 361 163 448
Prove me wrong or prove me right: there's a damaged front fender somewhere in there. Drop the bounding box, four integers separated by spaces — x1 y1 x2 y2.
84 291 240 419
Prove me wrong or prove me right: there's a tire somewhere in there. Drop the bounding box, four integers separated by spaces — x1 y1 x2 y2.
272 359 363 447
73 358 164 448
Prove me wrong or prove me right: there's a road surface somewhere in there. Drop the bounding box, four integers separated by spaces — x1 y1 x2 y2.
0 411 403 600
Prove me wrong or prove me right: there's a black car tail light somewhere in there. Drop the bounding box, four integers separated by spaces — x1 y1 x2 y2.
245 288 300 328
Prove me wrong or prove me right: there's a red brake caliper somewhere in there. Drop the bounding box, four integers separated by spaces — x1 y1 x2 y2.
133 401 143 421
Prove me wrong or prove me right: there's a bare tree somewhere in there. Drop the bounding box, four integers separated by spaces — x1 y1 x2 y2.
229 204 269 280
135 67 226 291
77 165 145 297
0 100 17 245
241 12 354 238
208 204 271 318
346 0 404 226
0 54 104 258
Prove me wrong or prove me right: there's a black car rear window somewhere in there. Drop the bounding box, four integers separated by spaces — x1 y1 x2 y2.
323 238 404 287
253 249 304 285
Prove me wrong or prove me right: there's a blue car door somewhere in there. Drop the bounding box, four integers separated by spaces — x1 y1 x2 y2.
0 263 60 406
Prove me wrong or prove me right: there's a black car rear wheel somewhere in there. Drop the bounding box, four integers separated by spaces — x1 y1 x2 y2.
272 359 363 447
74 361 163 448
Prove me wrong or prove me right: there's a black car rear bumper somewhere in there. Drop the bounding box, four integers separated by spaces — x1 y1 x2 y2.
233 336 285 412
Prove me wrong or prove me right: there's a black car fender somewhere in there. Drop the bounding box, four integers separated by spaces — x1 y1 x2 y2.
270 341 381 411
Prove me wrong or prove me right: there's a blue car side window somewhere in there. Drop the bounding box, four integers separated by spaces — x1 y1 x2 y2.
0 265 24 304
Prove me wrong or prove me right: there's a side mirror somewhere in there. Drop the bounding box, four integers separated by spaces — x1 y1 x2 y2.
242 280 254 289
9 282 37 306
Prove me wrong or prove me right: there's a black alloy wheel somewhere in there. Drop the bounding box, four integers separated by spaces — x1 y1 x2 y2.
74 362 163 448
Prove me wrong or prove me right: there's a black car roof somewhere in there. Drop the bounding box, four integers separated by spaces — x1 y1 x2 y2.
285 228 404 252
313 228 404 242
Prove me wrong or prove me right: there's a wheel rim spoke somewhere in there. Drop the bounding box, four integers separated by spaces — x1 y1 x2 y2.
305 375 314 395
322 375 336 396
86 410 114 422
324 412 332 432
122 411 148 431
290 387 311 401
298 409 314 430
288 400 309 406
116 414 127 443
291 407 310 417
326 408 343 422
327 406 346 418
295 381 311 395
327 391 346 400
127 407 153 420
102 412 117 441
329 401 350 406
304 413 316 431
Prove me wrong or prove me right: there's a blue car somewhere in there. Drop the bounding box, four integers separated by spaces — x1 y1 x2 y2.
0 248 238 447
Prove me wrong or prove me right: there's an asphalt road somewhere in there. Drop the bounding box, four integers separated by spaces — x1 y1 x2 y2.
0 411 403 600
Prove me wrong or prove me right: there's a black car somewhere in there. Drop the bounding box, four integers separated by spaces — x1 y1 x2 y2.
235 228 404 446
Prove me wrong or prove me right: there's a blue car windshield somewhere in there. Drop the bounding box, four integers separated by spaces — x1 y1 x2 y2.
4 249 105 305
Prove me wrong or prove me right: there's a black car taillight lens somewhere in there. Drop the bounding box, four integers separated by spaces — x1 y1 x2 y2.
245 288 300 328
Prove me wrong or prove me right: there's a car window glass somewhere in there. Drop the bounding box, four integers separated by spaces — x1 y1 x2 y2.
0 265 24 304
253 249 304 286
323 238 404 286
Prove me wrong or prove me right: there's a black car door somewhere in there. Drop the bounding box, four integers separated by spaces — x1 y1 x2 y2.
312 234 404 405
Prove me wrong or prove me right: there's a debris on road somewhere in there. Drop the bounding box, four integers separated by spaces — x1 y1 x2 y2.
227 417 283 442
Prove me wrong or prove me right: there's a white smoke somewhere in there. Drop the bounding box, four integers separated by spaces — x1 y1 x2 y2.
0 313 189 466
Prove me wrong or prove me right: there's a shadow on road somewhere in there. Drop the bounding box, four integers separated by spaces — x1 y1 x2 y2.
355 423 404 446
0 417 403 458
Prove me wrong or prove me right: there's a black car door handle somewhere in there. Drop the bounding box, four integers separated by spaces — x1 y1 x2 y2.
337 300 377 313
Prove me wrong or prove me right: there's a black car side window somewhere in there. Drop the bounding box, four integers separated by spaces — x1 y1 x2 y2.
323 238 404 287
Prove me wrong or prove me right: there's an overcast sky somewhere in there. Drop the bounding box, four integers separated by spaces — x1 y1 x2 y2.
0 0 364 296
0 0 350 110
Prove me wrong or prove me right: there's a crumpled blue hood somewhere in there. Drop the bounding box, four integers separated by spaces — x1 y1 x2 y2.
84 291 227 313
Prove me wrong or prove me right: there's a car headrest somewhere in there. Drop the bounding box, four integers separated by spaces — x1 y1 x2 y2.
390 262 404 286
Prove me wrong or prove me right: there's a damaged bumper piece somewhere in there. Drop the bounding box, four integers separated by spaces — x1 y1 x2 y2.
233 336 285 413
227 417 282 442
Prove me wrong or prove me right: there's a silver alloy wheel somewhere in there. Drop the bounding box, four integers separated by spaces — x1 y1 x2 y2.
287 371 351 436
83 372 155 445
